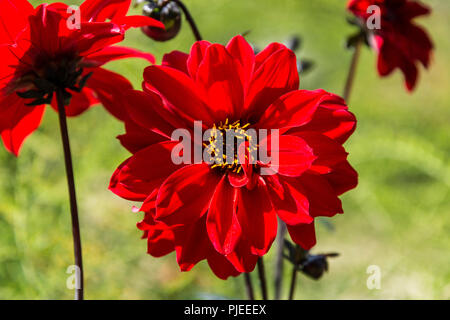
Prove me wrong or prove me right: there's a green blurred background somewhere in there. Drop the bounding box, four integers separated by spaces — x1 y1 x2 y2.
0 0 448 299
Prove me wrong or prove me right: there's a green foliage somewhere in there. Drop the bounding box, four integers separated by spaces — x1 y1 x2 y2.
0 0 448 299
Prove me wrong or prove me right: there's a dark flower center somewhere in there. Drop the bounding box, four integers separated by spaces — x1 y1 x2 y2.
15 53 92 106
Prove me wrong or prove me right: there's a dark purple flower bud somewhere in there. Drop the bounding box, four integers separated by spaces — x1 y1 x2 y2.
141 0 182 41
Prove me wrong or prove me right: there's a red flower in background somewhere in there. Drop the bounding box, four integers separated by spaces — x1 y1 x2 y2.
0 0 163 155
110 36 358 279
347 0 433 91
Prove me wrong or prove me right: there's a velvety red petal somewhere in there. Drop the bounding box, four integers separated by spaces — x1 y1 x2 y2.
324 161 358 196
298 172 343 218
207 250 241 280
257 89 330 130
162 50 189 75
186 40 212 79
224 239 259 273
122 89 178 139
117 120 166 154
237 178 277 256
207 176 241 255
174 215 210 272
143 65 215 126
245 47 299 118
196 44 244 120
85 45 155 66
254 42 286 70
287 221 316 250
155 164 220 226
264 135 316 177
109 141 180 201
226 35 255 93
85 67 133 121
294 132 348 174
266 175 313 226
292 96 356 144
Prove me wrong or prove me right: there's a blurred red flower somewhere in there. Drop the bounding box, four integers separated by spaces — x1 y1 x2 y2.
0 0 163 155
347 0 433 91
110 36 358 279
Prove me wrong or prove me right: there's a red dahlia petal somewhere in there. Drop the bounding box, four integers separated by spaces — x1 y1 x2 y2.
143 65 215 126
156 164 220 226
245 47 299 118
196 43 244 121
287 221 316 250
162 51 189 75
206 176 241 255
207 250 241 280
264 135 316 177
0 95 45 156
237 178 277 256
187 40 212 79
226 35 255 93
109 141 181 201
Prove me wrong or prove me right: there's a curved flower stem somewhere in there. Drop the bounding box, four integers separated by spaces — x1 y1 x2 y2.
257 257 268 300
288 245 302 300
343 37 363 102
167 0 202 41
274 221 287 300
56 89 84 300
243 273 255 300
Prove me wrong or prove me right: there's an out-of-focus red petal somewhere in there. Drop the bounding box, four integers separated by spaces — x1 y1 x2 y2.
0 95 45 156
0 0 34 44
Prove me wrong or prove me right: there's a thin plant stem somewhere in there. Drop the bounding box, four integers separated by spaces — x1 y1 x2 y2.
243 273 255 300
274 221 287 300
343 37 363 102
288 245 302 300
165 0 203 41
56 89 84 300
257 257 268 300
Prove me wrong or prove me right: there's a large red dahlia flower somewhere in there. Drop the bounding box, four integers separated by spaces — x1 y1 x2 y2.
0 0 163 155
110 36 358 279
347 0 433 91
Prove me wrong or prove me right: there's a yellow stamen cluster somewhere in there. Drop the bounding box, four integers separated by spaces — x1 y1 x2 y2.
204 119 256 173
